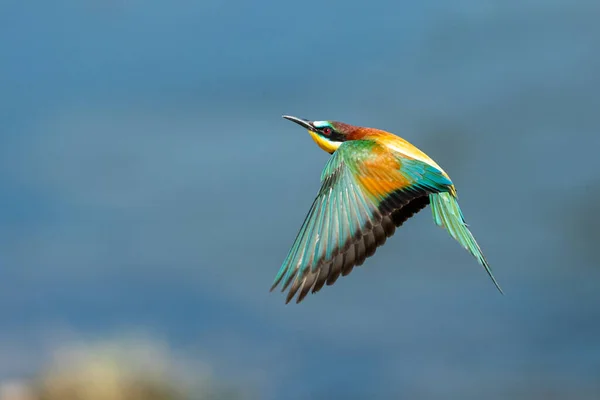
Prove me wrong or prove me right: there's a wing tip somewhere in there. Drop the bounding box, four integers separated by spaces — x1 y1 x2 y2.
269 275 284 292
477 249 505 296
489 271 505 295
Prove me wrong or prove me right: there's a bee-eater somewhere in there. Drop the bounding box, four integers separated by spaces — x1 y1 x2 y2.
271 115 503 304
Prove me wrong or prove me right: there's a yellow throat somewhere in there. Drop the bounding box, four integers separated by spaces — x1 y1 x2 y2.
308 130 341 154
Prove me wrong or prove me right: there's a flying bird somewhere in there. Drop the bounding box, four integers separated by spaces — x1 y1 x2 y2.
271 115 503 303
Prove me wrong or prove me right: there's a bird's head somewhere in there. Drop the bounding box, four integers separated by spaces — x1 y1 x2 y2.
282 115 358 154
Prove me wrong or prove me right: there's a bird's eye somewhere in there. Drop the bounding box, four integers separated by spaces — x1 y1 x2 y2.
322 127 332 136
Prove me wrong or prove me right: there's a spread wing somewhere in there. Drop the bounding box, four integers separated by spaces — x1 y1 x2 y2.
271 140 454 303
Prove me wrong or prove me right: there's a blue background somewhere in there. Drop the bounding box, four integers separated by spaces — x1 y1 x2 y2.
1 1 599 399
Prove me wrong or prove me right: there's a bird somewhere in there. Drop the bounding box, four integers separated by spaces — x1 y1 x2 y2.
271 115 503 304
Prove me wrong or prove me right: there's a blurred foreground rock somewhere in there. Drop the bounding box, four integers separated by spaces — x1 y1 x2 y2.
0 337 242 400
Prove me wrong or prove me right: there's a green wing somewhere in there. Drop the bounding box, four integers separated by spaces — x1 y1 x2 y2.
271 140 453 303
430 191 504 293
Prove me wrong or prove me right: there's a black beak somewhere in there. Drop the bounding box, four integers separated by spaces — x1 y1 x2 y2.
282 115 315 131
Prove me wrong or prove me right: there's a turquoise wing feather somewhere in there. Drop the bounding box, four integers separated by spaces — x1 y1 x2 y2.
272 140 453 303
430 192 503 293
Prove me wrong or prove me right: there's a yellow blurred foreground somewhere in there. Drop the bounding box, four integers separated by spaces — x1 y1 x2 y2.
0 337 242 400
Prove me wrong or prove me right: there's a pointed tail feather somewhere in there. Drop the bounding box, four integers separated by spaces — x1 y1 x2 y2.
429 192 503 294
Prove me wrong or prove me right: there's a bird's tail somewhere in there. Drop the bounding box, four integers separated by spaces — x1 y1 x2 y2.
429 192 503 294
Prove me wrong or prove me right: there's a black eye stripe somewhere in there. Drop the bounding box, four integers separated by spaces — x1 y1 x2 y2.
319 126 345 142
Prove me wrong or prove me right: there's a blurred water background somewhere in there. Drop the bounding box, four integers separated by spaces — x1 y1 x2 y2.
1 1 599 399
